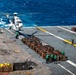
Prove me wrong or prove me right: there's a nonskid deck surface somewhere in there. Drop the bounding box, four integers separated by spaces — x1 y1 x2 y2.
1 26 76 75
0 28 51 75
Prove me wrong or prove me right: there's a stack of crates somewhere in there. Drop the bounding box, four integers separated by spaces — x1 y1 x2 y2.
22 36 67 61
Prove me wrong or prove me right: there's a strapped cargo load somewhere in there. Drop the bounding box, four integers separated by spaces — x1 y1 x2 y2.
22 36 67 62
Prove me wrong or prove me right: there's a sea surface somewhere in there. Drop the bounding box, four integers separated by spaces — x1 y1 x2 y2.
0 0 76 27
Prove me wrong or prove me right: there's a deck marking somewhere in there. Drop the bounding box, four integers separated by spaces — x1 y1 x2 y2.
57 26 76 46
73 44 76 46
58 64 75 75
57 26 76 35
36 27 76 46
66 60 76 67
5 28 14 34
63 40 72 44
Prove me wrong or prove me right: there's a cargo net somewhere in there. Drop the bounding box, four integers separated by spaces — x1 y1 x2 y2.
22 36 67 62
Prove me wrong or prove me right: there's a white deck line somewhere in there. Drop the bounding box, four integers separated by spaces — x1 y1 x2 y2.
66 60 76 67
5 28 14 34
58 64 75 75
57 26 76 35
46 31 65 41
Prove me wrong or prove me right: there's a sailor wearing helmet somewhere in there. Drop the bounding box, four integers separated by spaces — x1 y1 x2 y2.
13 12 23 30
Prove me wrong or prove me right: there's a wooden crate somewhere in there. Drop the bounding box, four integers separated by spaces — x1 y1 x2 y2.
56 56 60 61
62 55 67 61
41 52 46 59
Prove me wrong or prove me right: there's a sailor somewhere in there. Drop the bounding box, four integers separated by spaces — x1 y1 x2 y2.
61 51 65 55
45 54 50 64
13 12 18 24
13 12 23 30
53 55 57 64
72 39 74 44
9 20 14 29
15 31 19 39
49 54 54 62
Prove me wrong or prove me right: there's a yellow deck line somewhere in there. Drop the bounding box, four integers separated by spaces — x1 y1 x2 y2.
36 26 76 47
36 27 47 32
63 40 76 46
73 44 76 46
63 40 72 45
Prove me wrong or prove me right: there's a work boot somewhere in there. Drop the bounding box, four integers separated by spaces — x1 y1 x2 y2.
15 35 19 39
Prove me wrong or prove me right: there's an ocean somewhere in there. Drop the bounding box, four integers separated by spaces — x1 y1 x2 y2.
0 0 76 27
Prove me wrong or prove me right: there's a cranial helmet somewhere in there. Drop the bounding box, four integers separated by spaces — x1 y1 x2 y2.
61 51 65 55
13 12 18 15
